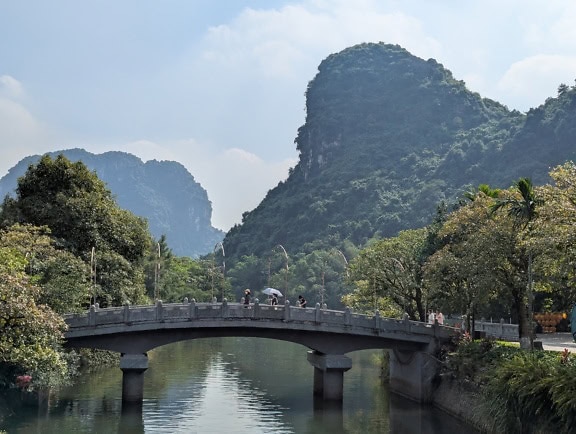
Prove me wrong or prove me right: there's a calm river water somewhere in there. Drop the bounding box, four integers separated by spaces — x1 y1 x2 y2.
1 338 477 433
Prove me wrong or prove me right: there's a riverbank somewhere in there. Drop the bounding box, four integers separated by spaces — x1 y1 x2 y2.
432 378 490 432
431 332 576 433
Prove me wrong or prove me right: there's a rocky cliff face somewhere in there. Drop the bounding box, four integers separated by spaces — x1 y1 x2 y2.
0 149 224 257
294 43 511 180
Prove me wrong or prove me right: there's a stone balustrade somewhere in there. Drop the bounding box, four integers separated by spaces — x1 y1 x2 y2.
64 299 455 340
474 319 519 341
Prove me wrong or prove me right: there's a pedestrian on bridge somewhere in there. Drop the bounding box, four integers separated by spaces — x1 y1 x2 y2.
243 289 251 307
436 310 444 325
298 295 307 308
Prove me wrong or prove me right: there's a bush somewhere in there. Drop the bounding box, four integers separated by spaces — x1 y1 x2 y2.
444 338 576 433
444 336 518 386
479 349 576 433
484 352 558 433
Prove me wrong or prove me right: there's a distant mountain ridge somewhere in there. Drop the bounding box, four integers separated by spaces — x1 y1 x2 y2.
223 42 576 261
0 149 224 257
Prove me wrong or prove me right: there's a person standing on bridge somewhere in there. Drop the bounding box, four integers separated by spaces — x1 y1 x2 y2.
243 289 251 307
298 295 307 308
436 310 444 325
271 293 278 306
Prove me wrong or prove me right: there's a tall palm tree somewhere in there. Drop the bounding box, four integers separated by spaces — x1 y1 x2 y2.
492 178 540 227
492 177 543 349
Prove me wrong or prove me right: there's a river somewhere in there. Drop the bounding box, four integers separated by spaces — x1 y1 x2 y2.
1 338 477 433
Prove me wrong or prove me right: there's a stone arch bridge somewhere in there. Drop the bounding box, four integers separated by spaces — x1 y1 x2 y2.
64 299 456 403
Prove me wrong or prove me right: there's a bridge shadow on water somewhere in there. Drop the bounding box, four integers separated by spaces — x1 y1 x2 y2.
115 391 478 434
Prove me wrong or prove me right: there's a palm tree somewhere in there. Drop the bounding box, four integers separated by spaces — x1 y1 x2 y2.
492 178 540 227
464 183 501 201
492 177 543 349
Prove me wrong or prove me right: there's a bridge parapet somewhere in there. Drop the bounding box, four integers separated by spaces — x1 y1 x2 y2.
64 301 455 342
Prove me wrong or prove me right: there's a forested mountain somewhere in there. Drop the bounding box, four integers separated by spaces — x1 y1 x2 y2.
0 149 224 257
223 42 576 262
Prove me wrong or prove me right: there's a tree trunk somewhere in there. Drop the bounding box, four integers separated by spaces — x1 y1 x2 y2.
515 290 533 350
415 288 425 322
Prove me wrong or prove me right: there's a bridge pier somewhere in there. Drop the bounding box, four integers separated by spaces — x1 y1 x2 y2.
389 348 438 403
120 353 148 402
307 351 352 400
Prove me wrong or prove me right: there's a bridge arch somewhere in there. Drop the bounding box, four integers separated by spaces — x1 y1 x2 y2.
64 300 455 403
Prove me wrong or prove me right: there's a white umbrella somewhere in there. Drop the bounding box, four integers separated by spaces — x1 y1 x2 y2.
263 287 283 297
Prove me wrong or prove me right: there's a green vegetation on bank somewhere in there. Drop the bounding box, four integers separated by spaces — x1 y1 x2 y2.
0 155 227 392
324 163 576 352
445 337 576 433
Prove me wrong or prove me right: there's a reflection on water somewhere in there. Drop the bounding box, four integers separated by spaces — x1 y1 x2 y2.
0 338 477 433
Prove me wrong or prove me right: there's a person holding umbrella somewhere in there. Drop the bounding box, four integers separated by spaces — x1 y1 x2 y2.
271 293 278 306
263 287 282 304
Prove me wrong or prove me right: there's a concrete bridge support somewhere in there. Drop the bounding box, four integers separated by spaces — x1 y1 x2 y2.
120 353 149 402
307 351 352 400
388 349 438 403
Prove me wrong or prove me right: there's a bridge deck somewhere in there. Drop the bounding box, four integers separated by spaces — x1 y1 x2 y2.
64 300 456 354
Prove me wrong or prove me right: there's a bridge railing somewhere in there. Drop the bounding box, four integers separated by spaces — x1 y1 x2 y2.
64 299 455 339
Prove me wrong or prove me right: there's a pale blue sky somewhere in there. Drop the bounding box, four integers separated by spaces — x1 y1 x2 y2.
1 0 575 230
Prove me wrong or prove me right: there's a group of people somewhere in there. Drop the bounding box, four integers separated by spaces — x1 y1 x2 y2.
242 289 307 308
428 309 444 325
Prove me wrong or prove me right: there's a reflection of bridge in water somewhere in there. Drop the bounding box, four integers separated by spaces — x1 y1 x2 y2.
64 299 456 403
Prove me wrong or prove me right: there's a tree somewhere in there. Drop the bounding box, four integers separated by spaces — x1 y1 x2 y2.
492 178 541 226
92 249 148 306
347 228 430 321
424 194 506 331
226 254 268 302
464 183 501 201
0 155 152 306
0 247 71 389
492 178 543 349
0 224 90 313
144 235 173 301
156 256 222 303
529 163 576 311
425 184 542 345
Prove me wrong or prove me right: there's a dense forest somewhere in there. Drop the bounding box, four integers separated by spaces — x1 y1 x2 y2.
220 42 576 312
223 43 576 263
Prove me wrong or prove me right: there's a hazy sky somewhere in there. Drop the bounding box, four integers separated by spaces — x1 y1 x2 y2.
1 1 576 231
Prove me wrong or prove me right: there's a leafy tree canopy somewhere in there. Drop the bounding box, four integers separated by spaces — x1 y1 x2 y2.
0 154 152 306
347 228 430 320
0 246 70 389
